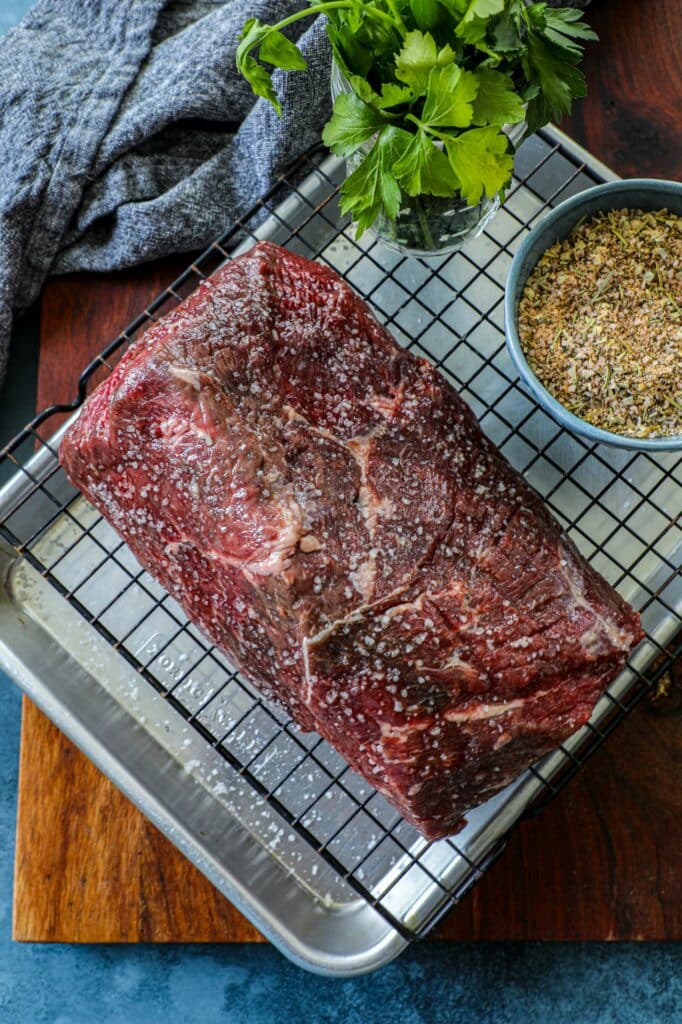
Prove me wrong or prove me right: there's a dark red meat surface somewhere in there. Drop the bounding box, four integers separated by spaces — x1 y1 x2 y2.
60 242 643 840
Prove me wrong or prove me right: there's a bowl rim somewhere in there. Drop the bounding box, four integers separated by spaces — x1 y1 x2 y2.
504 177 682 452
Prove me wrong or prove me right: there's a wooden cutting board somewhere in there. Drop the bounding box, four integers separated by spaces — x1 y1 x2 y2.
13 0 682 943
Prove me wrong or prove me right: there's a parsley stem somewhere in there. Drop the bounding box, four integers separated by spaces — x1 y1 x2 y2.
412 195 436 250
383 0 407 33
406 114 450 144
265 1 399 37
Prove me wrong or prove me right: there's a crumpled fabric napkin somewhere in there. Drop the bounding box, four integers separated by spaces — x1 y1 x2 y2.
0 0 591 386
0 0 330 384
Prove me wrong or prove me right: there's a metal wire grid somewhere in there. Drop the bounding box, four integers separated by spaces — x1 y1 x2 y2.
1 129 680 941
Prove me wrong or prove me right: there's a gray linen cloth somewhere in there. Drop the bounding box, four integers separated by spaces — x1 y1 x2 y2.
0 0 590 386
0 0 330 384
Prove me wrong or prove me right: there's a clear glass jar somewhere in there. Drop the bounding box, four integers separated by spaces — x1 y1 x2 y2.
330 61 526 258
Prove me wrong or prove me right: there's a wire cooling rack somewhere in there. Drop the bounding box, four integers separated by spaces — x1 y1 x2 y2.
1 128 680 943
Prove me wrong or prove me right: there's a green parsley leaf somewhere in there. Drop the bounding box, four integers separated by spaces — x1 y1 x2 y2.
347 75 380 105
455 0 505 45
394 128 458 197
338 128 403 236
241 56 281 115
376 128 405 219
237 17 268 63
395 30 455 95
421 64 478 128
376 82 415 109
259 29 307 71
236 19 306 114
322 93 386 157
236 20 276 108
542 7 598 56
349 76 414 110
523 29 586 132
342 2 364 35
490 5 524 52
437 0 468 13
520 82 540 102
339 146 384 236
444 125 513 205
409 0 442 31
327 21 373 77
472 68 525 126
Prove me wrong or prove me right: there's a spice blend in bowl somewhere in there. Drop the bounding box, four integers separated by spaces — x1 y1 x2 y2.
517 208 681 439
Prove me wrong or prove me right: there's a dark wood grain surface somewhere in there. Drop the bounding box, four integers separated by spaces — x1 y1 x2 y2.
560 0 682 181
14 1 682 943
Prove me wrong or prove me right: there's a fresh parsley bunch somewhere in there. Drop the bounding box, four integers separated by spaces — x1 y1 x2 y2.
237 1 596 236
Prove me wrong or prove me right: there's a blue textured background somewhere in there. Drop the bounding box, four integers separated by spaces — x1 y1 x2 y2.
0 3 680 1022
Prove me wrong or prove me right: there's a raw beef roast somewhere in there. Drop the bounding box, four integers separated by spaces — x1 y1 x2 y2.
60 242 642 840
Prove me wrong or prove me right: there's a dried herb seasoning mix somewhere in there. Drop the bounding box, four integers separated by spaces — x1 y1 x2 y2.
518 208 682 438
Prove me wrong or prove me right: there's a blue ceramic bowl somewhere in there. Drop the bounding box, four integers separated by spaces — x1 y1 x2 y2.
504 178 682 451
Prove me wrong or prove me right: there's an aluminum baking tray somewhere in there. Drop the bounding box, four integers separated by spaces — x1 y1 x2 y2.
1 126 680 975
